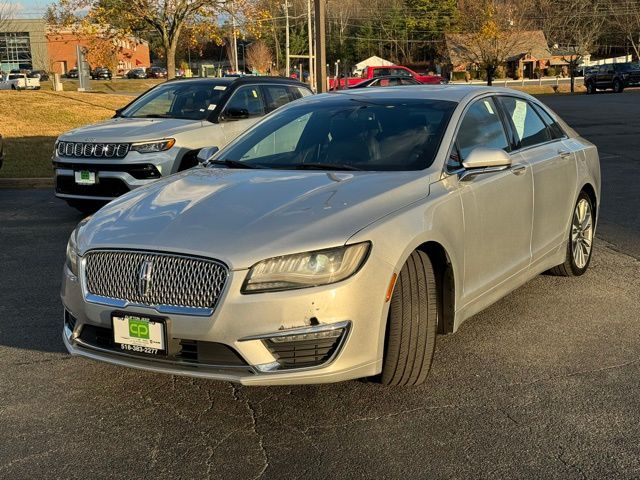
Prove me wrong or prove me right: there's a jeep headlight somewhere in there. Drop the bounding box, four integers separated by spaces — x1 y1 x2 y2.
130 138 175 154
242 243 370 293
66 217 91 276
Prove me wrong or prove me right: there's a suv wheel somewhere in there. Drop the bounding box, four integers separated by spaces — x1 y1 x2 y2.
380 250 438 386
586 81 595 94
549 192 594 276
613 79 624 93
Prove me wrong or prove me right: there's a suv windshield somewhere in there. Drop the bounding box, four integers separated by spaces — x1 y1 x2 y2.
216 96 456 171
120 81 227 120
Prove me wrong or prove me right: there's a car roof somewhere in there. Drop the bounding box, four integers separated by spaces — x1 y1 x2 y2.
166 76 310 88
329 84 533 103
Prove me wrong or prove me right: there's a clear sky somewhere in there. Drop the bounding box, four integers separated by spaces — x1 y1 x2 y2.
11 0 48 17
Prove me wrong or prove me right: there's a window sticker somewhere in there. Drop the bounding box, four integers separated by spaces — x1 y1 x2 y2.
512 100 527 140
207 104 217 110
252 89 258 98
214 85 226 91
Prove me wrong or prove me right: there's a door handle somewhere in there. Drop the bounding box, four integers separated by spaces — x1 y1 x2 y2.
558 149 572 158
511 164 526 176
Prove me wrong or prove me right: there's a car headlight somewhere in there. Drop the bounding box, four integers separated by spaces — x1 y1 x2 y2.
130 139 175 154
242 242 370 293
66 217 91 276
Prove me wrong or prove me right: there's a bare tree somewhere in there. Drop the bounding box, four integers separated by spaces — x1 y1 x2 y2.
534 0 606 92
608 0 640 61
246 40 273 73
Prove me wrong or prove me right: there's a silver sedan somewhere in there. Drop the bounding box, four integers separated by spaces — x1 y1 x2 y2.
61 86 600 386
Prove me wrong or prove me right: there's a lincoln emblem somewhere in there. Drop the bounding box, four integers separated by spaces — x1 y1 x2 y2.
138 260 153 297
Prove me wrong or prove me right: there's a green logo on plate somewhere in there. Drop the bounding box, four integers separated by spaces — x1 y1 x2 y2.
129 318 150 339
81 171 90 180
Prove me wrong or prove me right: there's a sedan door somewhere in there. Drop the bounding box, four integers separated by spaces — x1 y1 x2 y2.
449 96 534 304
496 96 578 263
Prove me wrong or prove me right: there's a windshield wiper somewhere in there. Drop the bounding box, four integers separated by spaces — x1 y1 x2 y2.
138 114 173 118
208 159 262 169
290 162 363 171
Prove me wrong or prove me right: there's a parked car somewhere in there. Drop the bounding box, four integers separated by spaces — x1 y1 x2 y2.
584 62 640 93
0 73 40 90
126 68 147 79
331 65 444 89
28 70 50 81
61 86 600 386
348 76 421 88
91 67 113 80
66 69 79 79
53 76 312 211
146 67 167 79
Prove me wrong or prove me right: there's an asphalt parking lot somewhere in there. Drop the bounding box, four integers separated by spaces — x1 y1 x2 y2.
1 90 640 480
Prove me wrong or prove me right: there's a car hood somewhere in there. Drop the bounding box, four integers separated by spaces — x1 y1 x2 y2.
79 168 431 269
59 117 204 143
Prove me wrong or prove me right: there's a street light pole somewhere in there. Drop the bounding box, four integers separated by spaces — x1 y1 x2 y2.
314 0 327 92
307 0 314 90
284 0 290 77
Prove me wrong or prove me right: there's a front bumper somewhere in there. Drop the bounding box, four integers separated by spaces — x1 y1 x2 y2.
60 250 394 385
53 149 181 201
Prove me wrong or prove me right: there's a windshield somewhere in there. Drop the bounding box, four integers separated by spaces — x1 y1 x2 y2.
120 81 227 120
215 96 456 171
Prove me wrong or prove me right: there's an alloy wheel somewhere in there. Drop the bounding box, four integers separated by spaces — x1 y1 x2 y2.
571 198 593 269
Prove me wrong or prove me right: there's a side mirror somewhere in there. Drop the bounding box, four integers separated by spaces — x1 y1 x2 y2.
221 108 249 121
460 147 512 181
197 146 219 164
113 108 122 118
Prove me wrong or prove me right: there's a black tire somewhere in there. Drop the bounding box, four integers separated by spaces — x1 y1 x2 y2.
613 79 624 93
586 81 595 94
549 191 594 277
66 200 105 214
380 250 438 386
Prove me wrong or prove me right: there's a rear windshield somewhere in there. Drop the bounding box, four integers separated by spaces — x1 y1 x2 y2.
217 96 456 171
120 81 228 120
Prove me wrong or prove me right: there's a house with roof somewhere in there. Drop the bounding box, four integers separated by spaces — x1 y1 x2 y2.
445 30 569 79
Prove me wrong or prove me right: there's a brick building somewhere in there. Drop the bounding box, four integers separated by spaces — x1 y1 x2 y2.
47 30 151 75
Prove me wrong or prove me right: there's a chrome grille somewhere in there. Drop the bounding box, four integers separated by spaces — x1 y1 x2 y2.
57 141 130 159
84 251 228 310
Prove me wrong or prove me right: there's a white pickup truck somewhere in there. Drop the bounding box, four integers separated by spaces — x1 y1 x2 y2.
0 73 41 90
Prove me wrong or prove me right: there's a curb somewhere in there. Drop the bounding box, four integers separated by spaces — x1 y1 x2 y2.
0 178 53 189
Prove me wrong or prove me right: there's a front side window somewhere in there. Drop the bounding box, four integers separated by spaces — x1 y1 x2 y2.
498 97 552 148
223 85 266 118
120 82 226 120
454 97 509 164
216 97 456 171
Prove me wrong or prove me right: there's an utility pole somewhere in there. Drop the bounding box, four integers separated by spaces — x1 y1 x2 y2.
307 0 315 90
284 0 290 77
314 0 327 92
230 0 239 73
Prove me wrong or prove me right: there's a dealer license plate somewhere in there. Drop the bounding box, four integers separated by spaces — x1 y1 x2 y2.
74 170 96 185
112 314 166 356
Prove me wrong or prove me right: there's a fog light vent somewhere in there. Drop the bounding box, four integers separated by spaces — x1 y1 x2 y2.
263 324 348 370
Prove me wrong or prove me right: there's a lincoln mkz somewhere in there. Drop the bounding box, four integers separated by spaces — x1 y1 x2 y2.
61 86 600 386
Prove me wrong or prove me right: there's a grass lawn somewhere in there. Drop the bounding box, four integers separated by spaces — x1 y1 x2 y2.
0 91 133 178
39 77 165 94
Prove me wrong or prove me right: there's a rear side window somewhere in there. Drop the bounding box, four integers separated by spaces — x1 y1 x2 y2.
455 98 509 162
531 104 565 139
497 97 552 148
263 84 293 112
224 85 266 117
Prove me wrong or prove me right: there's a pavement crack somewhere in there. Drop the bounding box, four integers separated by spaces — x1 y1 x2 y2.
229 383 270 479
556 445 588 480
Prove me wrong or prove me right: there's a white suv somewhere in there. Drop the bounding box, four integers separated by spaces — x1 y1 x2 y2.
53 76 312 212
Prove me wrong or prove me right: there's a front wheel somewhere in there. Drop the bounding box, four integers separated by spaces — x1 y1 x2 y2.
613 79 624 93
549 192 594 276
586 82 595 94
380 250 438 386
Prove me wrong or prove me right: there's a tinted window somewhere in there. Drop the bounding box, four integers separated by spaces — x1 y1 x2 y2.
498 97 552 148
121 82 227 120
263 84 293 112
217 98 456 171
531 104 565 139
455 98 509 162
224 85 265 118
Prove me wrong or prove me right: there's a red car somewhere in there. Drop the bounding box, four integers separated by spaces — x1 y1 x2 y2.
330 65 443 89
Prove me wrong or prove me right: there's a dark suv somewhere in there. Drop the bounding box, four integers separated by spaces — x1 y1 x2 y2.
584 63 640 94
91 67 113 80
